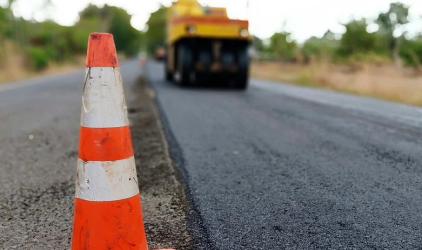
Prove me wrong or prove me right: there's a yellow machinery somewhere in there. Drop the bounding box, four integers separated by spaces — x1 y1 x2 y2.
165 0 251 89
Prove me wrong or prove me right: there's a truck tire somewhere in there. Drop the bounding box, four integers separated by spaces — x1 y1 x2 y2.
235 47 249 90
177 43 194 86
166 71 173 81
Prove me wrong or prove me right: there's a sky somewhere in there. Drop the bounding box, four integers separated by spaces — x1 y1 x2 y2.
2 0 422 42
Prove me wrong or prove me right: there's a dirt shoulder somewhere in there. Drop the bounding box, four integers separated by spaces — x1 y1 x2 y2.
129 76 194 249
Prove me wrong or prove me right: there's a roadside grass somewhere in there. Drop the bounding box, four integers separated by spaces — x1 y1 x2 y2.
0 41 127 84
0 42 85 84
251 61 422 106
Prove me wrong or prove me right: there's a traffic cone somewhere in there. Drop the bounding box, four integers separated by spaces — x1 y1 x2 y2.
71 33 148 250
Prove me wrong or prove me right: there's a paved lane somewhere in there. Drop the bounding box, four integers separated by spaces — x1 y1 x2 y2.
146 61 422 249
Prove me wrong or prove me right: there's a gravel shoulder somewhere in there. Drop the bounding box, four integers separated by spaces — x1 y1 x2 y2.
129 76 193 249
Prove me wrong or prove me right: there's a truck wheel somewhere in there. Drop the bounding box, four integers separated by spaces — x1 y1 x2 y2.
177 43 194 86
221 50 235 86
235 47 249 90
166 71 173 81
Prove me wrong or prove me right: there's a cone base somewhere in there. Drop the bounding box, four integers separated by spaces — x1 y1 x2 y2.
71 194 148 250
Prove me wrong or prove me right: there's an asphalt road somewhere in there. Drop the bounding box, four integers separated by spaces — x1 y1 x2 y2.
146 61 422 249
2 59 422 249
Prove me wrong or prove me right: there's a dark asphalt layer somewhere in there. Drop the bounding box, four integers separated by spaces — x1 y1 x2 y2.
145 61 422 249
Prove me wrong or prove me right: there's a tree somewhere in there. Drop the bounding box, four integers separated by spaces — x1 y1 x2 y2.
338 19 384 57
252 36 265 52
145 5 167 55
400 35 422 69
0 6 11 62
376 2 409 68
77 5 143 57
268 32 297 61
107 6 143 56
79 4 109 32
302 30 339 63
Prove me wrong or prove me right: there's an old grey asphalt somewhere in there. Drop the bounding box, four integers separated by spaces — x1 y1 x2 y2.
146 61 422 249
0 60 192 249
0 61 142 249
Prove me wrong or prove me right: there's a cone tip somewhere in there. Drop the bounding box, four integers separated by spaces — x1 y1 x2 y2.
86 33 118 67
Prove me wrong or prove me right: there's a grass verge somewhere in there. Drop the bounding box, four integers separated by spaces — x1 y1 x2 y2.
251 61 422 106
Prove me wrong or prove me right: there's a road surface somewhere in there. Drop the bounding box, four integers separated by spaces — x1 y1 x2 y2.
146 61 422 249
1 59 422 249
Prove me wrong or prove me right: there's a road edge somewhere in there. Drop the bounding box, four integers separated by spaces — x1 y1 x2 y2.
143 63 217 250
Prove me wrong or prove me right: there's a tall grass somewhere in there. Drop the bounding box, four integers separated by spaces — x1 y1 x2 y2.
251 61 422 106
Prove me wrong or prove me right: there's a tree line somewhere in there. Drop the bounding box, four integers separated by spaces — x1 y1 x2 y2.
1 2 420 72
254 3 422 69
0 3 144 71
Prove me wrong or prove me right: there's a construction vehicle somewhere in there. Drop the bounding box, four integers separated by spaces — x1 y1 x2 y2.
165 0 251 89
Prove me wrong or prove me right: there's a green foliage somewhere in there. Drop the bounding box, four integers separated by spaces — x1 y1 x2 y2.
26 46 49 71
0 7 11 37
268 32 297 61
257 2 418 68
295 73 312 86
252 36 265 52
79 4 109 22
0 3 144 71
343 52 391 65
302 31 338 62
25 21 75 62
337 19 381 56
145 5 167 55
400 38 422 66
107 6 144 56
76 4 144 57
376 3 410 61
377 3 409 37
69 19 101 53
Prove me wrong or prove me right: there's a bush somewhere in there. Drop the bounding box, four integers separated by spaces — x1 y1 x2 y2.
345 52 391 65
26 46 49 71
400 39 422 67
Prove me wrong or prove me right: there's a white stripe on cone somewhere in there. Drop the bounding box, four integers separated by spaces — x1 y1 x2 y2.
75 157 139 201
81 67 129 128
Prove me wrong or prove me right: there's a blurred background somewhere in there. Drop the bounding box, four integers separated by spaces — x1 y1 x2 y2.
1 0 422 104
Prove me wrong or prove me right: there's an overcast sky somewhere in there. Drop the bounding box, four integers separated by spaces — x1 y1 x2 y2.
2 0 422 42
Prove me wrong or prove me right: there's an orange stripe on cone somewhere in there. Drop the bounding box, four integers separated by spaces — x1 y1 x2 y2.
78 126 134 162
86 33 119 67
72 194 148 250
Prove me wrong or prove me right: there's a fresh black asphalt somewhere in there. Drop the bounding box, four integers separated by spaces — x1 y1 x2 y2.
146 61 422 249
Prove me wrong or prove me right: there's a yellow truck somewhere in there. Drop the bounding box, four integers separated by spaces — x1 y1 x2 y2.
165 0 251 89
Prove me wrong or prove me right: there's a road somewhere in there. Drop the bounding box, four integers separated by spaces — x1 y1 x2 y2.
146 61 422 249
1 59 421 249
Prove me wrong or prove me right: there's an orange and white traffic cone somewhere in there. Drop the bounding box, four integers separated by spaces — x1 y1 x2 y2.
71 33 148 250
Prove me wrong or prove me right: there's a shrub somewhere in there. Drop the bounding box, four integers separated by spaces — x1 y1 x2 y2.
26 46 49 71
400 39 422 67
